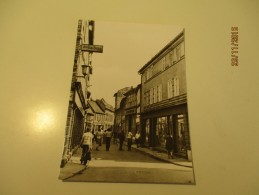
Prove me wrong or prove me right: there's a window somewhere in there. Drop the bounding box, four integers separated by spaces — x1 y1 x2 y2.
157 84 162 101
156 117 168 147
162 57 166 70
145 85 163 106
176 46 181 61
143 72 147 82
154 87 157 103
146 65 154 80
169 51 174 66
181 42 185 57
168 77 179 98
150 88 154 104
144 91 150 105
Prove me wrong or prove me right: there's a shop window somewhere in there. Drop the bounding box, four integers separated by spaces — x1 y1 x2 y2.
177 114 186 152
156 117 168 147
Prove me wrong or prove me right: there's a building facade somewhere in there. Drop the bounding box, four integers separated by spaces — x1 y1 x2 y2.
138 30 191 159
124 85 141 136
96 98 115 131
113 87 131 134
63 20 95 157
88 100 105 133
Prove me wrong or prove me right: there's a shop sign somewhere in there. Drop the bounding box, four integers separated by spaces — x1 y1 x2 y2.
81 44 103 53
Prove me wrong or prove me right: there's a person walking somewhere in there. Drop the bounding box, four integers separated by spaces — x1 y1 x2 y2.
80 128 94 165
165 132 174 159
105 128 112 151
95 128 103 151
118 130 125 150
127 131 133 151
135 130 141 148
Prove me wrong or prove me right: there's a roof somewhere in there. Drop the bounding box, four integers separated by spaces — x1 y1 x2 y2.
86 107 94 116
138 30 184 74
88 100 105 114
113 87 132 97
124 84 141 96
96 98 115 112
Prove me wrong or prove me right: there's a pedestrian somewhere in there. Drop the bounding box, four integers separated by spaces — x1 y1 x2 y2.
113 129 118 144
95 128 103 151
105 128 112 151
165 132 174 159
135 130 141 148
127 131 133 151
80 128 94 165
100 126 104 144
118 130 125 150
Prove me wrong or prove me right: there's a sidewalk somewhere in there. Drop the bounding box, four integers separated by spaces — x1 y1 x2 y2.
131 145 193 168
59 144 193 180
58 148 86 180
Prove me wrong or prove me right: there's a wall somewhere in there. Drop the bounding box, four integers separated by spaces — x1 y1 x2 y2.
1 1 259 195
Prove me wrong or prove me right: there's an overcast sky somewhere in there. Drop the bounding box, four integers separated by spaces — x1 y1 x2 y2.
89 21 183 106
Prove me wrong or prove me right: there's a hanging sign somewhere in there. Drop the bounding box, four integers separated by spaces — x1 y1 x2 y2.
81 44 103 53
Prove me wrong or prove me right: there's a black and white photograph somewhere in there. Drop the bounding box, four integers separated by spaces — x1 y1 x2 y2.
58 20 195 184
2 1 259 194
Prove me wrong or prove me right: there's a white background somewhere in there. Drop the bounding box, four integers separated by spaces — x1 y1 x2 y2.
0 1 259 195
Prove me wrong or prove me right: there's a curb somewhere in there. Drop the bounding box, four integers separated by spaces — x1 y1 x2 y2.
132 147 193 168
60 164 87 180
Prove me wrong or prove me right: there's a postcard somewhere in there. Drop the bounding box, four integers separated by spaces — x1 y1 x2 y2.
58 19 195 184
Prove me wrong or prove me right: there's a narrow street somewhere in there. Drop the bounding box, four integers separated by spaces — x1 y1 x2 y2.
64 142 194 184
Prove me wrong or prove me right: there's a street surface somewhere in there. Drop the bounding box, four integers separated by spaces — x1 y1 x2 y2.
65 142 194 184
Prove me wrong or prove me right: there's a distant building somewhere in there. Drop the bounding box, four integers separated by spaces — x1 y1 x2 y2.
87 98 114 135
124 84 141 136
88 100 105 133
96 98 115 130
138 30 191 159
113 87 131 134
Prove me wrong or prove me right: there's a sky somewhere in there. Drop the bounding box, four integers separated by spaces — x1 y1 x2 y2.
89 21 183 107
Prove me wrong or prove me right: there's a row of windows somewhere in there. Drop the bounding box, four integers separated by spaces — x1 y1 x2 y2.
94 113 114 122
143 42 184 82
126 94 136 108
144 84 162 106
144 77 180 106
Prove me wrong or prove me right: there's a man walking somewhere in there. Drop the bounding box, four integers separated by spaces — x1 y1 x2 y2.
118 130 125 151
80 128 93 165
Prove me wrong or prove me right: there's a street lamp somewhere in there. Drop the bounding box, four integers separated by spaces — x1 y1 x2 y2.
76 64 90 78
81 64 90 76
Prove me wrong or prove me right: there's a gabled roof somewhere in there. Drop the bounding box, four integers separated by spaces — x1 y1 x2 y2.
96 98 115 112
88 100 105 114
86 107 94 116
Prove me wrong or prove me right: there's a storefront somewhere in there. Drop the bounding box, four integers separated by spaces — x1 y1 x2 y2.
141 103 190 158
